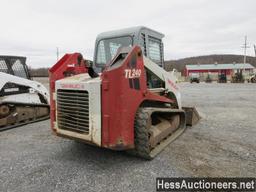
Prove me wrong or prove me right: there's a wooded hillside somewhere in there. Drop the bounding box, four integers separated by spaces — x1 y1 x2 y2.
164 54 256 72
28 54 256 76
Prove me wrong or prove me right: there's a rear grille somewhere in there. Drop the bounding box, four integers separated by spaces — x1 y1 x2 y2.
57 89 89 134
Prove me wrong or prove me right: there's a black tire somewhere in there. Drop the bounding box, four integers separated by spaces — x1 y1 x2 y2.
127 108 152 160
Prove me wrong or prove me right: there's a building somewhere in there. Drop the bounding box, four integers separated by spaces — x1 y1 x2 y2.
184 63 255 81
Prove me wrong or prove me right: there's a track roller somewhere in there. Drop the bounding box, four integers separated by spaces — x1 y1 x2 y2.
0 103 50 131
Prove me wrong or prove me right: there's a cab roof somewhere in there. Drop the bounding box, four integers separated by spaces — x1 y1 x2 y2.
0 55 26 61
96 26 164 41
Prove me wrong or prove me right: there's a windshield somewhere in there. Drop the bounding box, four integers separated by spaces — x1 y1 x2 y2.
96 36 132 66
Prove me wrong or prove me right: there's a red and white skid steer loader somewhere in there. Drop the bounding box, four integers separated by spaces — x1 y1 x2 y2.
49 26 200 159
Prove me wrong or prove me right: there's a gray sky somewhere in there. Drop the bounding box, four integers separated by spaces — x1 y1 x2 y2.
1 0 256 68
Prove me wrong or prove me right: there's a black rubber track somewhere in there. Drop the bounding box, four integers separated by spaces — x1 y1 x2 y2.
0 102 49 132
127 108 152 160
127 107 186 160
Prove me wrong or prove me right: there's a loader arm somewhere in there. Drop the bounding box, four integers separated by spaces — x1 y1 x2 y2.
0 72 49 104
143 56 181 109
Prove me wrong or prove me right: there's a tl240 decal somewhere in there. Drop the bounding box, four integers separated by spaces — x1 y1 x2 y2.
124 69 141 79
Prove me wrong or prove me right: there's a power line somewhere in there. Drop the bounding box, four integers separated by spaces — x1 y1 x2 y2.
56 47 59 61
241 35 250 71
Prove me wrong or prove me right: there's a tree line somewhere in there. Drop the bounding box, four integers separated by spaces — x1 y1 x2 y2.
164 54 256 72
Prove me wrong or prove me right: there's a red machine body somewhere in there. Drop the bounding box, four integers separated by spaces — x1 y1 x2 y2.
49 53 87 131
100 46 173 149
49 47 174 149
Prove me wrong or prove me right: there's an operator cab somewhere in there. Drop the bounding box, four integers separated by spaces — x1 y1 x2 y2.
93 26 165 88
0 56 30 79
0 56 31 96
94 26 164 68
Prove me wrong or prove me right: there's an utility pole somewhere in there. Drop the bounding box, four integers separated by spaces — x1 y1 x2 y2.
254 45 256 57
241 36 250 72
56 47 59 61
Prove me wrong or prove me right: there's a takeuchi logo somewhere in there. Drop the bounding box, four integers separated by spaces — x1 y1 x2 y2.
60 83 85 89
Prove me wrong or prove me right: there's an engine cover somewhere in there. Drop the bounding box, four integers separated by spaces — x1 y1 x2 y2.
55 73 101 146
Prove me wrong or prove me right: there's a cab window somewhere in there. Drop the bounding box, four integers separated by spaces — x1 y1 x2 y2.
11 59 28 78
96 36 132 66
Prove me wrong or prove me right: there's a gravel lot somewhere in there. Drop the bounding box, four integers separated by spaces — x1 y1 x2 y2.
0 81 256 192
